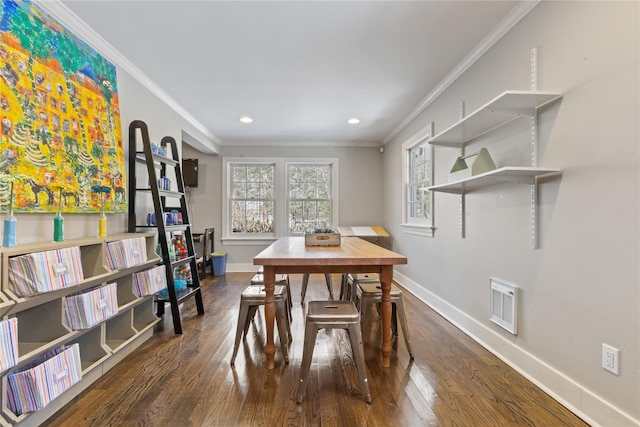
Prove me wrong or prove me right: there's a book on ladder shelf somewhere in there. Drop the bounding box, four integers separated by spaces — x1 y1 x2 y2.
127 120 205 334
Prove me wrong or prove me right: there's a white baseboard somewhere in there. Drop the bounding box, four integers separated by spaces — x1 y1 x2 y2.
393 271 639 427
226 263 258 273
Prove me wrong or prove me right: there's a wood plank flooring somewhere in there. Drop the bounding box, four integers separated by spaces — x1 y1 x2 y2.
45 273 589 426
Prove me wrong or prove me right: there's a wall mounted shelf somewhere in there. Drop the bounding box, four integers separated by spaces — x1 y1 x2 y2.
426 50 563 249
429 91 561 148
428 167 561 194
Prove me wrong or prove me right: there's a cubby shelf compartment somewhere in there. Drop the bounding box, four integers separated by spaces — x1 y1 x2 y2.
12 299 75 363
133 298 161 334
428 90 562 147
104 311 136 353
66 326 109 374
428 167 561 194
0 234 160 426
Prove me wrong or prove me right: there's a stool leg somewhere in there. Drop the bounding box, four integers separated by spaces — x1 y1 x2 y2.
392 303 398 336
324 274 334 300
245 305 259 336
284 277 293 323
301 273 310 303
358 294 369 334
286 276 293 310
283 294 293 342
275 301 289 363
296 321 319 403
339 274 348 300
395 297 414 360
231 300 250 365
348 323 372 403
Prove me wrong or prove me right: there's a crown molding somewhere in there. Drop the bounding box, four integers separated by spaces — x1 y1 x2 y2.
34 0 222 145
223 140 380 148
382 0 540 145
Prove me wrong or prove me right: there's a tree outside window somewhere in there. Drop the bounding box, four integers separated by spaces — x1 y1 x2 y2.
230 163 274 233
408 145 430 221
288 164 332 233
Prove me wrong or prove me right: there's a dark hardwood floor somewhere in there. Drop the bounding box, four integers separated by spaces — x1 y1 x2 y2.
46 273 589 426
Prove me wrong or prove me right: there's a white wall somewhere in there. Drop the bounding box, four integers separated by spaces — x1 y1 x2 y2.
182 143 384 268
383 2 639 426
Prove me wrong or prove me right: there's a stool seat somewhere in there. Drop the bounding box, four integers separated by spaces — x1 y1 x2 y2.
230 285 291 365
251 273 288 284
355 282 414 360
358 282 402 297
341 273 380 301
296 300 372 404
306 301 360 321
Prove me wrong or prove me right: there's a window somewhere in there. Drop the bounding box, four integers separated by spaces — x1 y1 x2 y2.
229 163 275 234
402 123 434 237
222 158 338 243
288 164 332 233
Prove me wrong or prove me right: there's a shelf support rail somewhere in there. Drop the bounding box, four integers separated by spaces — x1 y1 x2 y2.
530 47 539 249
459 101 466 238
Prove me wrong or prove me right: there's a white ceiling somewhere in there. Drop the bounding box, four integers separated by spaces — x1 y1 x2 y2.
59 0 523 146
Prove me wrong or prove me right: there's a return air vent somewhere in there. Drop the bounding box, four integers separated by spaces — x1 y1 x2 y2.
490 278 518 335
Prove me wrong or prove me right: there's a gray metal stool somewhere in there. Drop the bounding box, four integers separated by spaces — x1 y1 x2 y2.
230 285 292 365
341 273 380 301
296 300 372 404
355 282 414 360
251 273 292 316
300 273 334 302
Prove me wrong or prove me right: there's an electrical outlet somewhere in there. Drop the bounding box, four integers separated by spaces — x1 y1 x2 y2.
602 343 619 375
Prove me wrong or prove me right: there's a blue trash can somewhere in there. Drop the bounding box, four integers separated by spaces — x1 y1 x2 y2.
211 252 227 276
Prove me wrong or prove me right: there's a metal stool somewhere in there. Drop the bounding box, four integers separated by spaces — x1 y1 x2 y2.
355 282 414 360
230 285 292 365
300 273 334 303
296 300 372 404
340 273 380 301
251 273 292 315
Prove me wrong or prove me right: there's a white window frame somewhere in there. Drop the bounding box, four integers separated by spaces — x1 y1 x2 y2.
401 122 434 237
222 157 338 245
286 161 337 235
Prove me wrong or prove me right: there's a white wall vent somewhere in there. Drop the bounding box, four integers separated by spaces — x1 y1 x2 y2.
490 278 518 335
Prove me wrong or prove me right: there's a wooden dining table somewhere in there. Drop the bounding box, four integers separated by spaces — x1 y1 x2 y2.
254 236 408 369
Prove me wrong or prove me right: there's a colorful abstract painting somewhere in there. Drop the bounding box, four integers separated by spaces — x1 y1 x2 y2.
0 0 125 213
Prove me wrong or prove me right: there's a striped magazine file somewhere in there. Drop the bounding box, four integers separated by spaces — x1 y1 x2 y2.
0 318 18 373
106 237 148 270
7 344 82 415
133 265 167 297
63 283 118 330
8 247 85 297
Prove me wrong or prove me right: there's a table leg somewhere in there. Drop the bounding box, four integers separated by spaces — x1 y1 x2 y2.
263 267 276 369
380 266 393 367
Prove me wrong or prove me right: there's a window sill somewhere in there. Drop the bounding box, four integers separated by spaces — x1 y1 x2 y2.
221 236 278 246
401 223 435 238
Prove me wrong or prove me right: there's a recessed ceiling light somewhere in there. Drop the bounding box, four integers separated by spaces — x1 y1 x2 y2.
347 118 360 124
240 116 253 123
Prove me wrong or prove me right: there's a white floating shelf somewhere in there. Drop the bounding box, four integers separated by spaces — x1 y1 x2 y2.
429 91 562 148
427 167 561 194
